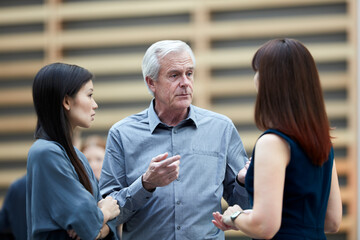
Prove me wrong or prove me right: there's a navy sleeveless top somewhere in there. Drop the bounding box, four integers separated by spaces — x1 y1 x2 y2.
245 129 333 240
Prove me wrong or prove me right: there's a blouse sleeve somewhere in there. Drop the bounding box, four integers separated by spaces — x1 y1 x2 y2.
28 142 103 240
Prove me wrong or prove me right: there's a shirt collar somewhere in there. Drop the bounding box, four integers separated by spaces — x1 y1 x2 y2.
147 99 198 133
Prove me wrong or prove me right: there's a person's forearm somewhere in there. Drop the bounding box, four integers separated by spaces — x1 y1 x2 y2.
234 211 279 239
142 174 156 192
107 176 153 224
96 224 110 239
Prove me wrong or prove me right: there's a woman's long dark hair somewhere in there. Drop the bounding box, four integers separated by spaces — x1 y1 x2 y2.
32 62 93 194
252 39 332 166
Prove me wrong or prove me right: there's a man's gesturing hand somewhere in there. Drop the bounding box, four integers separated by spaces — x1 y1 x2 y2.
142 152 180 191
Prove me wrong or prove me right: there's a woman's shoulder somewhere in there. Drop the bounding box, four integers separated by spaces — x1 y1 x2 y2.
256 132 290 163
28 139 67 166
30 139 64 154
260 129 297 146
257 132 288 146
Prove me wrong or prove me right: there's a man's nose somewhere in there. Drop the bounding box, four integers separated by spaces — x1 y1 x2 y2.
179 74 191 87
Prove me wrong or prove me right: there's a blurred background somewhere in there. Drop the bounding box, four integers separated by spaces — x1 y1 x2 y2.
0 0 357 239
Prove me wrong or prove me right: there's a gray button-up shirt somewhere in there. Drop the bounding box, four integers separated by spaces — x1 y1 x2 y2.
100 100 249 240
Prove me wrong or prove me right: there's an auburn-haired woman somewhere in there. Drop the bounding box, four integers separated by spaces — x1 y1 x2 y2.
213 38 342 239
27 63 120 239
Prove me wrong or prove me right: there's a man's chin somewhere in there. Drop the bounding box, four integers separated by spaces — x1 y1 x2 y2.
175 99 192 109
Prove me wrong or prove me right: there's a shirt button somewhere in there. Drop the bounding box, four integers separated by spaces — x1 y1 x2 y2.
176 201 181 205
176 178 180 181
174 130 177 134
177 226 181 230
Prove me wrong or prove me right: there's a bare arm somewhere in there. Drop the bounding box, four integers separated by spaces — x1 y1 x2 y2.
324 160 342 232
214 134 289 239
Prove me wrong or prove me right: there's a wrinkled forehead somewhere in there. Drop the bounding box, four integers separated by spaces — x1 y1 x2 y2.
158 51 194 72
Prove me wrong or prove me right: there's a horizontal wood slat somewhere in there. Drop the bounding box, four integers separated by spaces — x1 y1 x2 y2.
0 86 33 107
0 6 46 25
209 15 348 40
0 0 345 25
0 33 46 52
0 169 26 188
0 15 348 52
200 43 351 69
0 60 44 78
210 72 348 96
0 43 351 78
0 141 32 160
0 72 347 107
205 0 345 10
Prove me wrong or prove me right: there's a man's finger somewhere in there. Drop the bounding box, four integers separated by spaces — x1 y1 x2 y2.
151 152 168 162
167 171 179 180
159 155 181 167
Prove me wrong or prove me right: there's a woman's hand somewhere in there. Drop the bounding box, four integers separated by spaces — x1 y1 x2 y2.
98 196 120 222
221 205 242 227
212 212 234 231
96 224 110 240
212 204 243 231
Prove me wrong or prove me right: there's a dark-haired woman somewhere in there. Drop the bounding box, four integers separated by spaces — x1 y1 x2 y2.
212 39 342 239
27 63 120 239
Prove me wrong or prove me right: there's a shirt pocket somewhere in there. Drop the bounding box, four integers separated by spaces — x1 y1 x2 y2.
191 148 224 186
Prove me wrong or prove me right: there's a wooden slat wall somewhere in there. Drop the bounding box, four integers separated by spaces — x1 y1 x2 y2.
0 0 356 239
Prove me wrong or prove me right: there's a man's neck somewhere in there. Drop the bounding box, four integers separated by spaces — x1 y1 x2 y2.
155 107 189 127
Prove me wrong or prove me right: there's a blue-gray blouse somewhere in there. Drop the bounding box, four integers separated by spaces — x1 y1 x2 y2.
26 139 117 240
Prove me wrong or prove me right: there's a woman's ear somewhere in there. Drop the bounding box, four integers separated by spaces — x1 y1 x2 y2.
63 95 71 111
145 76 156 93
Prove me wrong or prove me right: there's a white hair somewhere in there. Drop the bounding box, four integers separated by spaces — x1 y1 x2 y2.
142 40 196 96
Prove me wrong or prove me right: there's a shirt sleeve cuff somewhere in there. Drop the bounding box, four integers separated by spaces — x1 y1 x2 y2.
127 175 153 206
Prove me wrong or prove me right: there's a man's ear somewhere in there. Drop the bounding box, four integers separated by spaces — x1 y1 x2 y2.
62 95 72 111
145 76 156 93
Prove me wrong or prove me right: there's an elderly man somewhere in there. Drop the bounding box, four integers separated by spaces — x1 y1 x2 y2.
100 40 249 240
